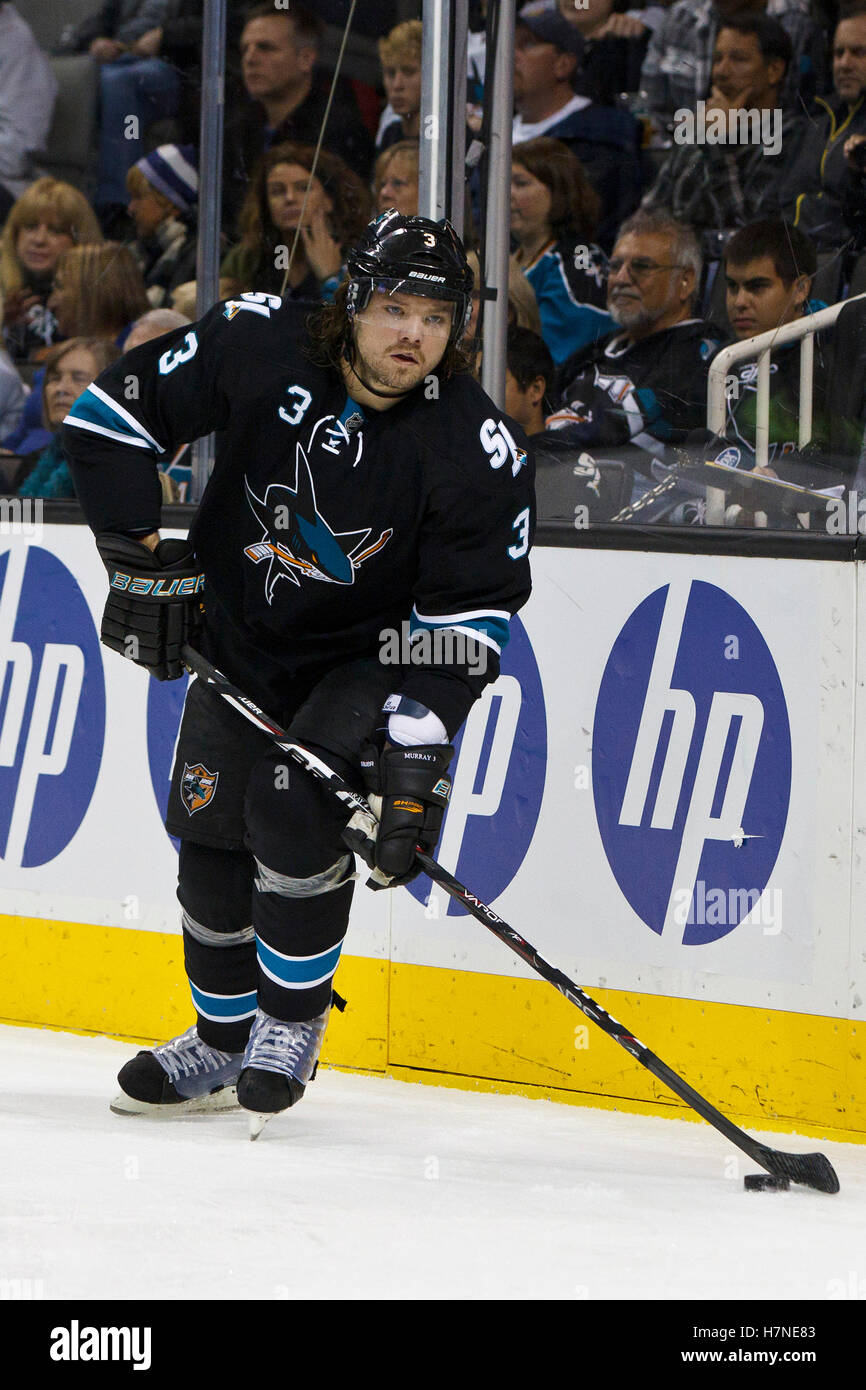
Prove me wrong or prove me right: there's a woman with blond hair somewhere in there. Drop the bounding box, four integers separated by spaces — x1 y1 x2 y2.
0 178 102 362
373 140 419 218
2 244 148 454
49 243 150 344
221 142 371 301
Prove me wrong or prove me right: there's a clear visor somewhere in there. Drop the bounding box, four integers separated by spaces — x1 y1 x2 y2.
355 277 461 338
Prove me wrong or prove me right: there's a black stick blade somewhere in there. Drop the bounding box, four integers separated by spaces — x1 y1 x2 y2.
759 1146 840 1194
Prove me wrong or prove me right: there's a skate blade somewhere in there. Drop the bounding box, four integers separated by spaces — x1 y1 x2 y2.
248 1111 273 1141
110 1086 240 1117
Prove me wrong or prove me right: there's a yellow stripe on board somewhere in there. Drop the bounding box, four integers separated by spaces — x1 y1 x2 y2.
388 963 864 1146
0 915 861 1143
0 914 388 1069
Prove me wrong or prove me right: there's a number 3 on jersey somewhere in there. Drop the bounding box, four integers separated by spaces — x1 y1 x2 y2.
158 331 198 375
508 506 530 559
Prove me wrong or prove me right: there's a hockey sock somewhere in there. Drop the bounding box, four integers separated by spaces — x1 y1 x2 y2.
182 915 258 1051
178 841 258 1052
253 874 354 1023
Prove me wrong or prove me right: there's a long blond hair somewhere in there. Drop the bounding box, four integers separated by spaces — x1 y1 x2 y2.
0 178 102 296
55 243 150 338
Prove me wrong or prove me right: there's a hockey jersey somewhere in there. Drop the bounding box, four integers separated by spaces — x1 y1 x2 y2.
62 294 535 735
549 318 723 452
519 236 613 365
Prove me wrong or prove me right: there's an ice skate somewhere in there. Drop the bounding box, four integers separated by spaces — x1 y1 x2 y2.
110 1026 245 1116
237 1005 330 1140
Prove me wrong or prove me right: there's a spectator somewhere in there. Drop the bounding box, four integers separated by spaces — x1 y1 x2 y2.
656 218 866 527
376 20 422 152
510 136 614 362
125 305 190 349
503 323 554 438
3 243 150 452
374 141 420 217
503 321 628 521
49 243 150 344
167 280 200 319
0 178 103 363
512 2 642 248
716 220 862 474
126 144 199 308
58 0 182 227
783 3 866 252
549 210 722 467
640 0 827 130
126 0 257 145
222 5 374 234
642 15 808 250
0 3 58 201
12 337 121 498
555 0 650 102
220 142 371 300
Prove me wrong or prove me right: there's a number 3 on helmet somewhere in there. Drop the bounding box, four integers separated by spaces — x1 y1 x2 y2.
345 211 474 347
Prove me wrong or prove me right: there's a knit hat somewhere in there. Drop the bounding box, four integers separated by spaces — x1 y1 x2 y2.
134 145 199 214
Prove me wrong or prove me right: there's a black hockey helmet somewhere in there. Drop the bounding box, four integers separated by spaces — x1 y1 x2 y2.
345 210 474 345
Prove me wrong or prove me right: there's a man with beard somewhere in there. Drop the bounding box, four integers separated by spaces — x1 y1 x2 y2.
62 212 534 1134
547 210 722 472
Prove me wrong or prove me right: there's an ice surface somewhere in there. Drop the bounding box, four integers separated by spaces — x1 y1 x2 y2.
0 1023 863 1301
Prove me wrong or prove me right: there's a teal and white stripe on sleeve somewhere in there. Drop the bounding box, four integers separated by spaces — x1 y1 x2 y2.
63 383 165 452
410 605 512 654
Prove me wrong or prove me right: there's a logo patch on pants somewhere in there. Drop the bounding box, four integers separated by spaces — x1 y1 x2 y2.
181 762 219 815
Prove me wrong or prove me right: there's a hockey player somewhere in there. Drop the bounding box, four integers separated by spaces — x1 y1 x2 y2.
62 211 534 1128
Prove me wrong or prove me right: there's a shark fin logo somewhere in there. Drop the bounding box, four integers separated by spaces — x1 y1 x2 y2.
243 444 392 604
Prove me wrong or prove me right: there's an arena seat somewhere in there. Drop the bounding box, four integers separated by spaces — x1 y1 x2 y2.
534 444 633 524
12 0 97 53
32 55 98 194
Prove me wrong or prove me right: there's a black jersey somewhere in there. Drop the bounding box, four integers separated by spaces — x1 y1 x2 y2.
62 294 534 735
550 319 723 452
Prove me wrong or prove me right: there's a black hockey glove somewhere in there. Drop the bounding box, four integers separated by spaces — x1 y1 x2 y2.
342 741 454 889
96 533 203 681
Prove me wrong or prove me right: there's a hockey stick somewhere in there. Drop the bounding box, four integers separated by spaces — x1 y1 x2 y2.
180 644 840 1194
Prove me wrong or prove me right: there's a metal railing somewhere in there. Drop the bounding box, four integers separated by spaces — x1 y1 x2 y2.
705 293 866 523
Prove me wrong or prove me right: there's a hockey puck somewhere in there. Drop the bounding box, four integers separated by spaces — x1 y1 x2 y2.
744 1173 790 1191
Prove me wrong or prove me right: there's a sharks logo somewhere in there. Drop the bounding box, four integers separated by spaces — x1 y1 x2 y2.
181 761 219 815
243 443 392 603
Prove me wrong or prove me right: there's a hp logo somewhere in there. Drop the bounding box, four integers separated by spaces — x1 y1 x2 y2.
408 614 546 915
0 546 105 867
592 580 791 943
